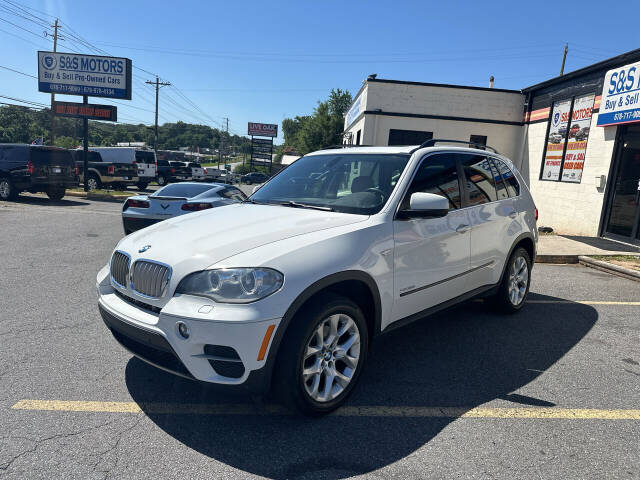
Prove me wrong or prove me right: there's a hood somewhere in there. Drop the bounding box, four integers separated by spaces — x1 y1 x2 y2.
116 203 367 271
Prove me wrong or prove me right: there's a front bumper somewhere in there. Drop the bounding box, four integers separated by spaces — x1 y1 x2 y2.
97 269 281 391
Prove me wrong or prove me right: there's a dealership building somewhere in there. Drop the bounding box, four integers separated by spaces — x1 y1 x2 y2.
343 49 640 245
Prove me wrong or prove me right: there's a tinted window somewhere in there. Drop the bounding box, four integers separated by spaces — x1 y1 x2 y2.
493 158 520 197
152 184 214 198
388 129 433 146
157 160 169 167
489 158 509 200
461 154 498 206
219 187 247 201
30 148 73 166
135 151 155 164
401 153 461 210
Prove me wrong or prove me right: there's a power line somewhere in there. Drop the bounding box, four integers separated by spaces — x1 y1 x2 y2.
0 64 36 78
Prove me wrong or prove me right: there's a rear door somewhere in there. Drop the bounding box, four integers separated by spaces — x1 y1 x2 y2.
460 154 520 289
30 148 75 181
134 150 157 179
391 152 470 323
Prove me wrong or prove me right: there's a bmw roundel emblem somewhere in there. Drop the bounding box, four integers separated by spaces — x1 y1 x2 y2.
41 55 57 70
138 245 151 253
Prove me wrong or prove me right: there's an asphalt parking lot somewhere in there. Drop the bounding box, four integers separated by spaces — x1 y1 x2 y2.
1 196 639 480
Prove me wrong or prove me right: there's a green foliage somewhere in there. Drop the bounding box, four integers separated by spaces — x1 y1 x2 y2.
281 88 352 155
0 105 251 152
233 163 271 175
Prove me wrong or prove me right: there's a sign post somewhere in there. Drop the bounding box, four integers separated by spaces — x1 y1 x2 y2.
248 122 277 173
37 51 132 191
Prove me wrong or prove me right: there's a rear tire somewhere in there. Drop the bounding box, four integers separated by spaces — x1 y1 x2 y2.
86 174 101 191
274 292 369 416
137 182 149 190
157 175 166 186
46 186 65 200
492 247 532 313
0 177 17 201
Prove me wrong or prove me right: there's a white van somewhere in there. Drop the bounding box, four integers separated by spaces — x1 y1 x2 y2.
91 147 157 189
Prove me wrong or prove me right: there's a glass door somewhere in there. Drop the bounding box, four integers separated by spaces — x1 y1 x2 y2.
605 124 640 243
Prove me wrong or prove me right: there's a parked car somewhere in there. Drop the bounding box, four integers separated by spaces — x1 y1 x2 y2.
0 144 78 200
71 149 138 191
90 147 157 190
241 171 270 184
202 167 235 184
575 127 590 141
189 162 205 181
156 160 192 186
121 182 247 234
97 142 537 415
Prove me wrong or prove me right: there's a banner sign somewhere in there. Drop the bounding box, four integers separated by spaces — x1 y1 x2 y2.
561 93 594 183
597 61 640 126
252 138 273 145
252 152 272 160
541 99 571 181
248 122 277 137
53 101 117 122
38 51 132 100
346 94 362 128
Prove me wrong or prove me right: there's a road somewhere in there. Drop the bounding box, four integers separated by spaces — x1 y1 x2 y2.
1 196 639 480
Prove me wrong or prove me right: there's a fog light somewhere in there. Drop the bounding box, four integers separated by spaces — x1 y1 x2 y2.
176 321 190 339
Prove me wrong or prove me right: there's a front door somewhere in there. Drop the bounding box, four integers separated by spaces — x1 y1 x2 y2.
391 152 470 324
604 124 640 244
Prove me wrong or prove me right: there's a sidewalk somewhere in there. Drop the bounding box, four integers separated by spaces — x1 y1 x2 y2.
536 234 640 263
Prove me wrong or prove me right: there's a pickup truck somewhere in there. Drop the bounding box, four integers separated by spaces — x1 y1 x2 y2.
91 147 157 189
71 149 138 190
156 160 192 186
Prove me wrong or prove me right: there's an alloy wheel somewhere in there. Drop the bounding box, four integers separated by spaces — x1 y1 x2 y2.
87 177 98 190
508 255 529 306
302 313 361 403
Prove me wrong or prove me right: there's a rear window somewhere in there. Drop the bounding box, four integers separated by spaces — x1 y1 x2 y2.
188 162 200 168
135 151 155 164
169 161 186 167
152 183 214 198
30 148 73 166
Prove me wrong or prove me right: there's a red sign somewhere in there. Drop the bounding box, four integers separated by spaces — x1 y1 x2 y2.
248 122 277 137
53 101 117 122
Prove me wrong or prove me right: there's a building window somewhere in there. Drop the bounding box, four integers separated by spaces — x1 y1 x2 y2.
470 135 488 148
356 130 361 145
388 129 433 146
540 93 595 183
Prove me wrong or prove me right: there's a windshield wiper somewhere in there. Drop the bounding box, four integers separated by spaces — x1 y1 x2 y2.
243 199 266 205
280 201 334 212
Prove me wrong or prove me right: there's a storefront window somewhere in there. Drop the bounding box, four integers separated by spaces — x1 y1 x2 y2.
540 93 595 183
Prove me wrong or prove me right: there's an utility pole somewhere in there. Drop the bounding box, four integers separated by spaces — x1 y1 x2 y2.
219 117 229 169
49 19 60 146
560 43 568 76
145 76 171 152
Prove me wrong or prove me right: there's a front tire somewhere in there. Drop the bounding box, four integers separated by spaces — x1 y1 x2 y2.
275 293 368 416
492 247 532 313
137 181 149 190
0 177 17 201
86 174 101 191
157 175 166 186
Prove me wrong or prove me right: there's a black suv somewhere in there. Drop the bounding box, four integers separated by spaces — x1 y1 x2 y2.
0 144 78 200
241 172 270 184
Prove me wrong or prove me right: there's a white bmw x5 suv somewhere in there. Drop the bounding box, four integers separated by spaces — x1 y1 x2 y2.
97 140 537 415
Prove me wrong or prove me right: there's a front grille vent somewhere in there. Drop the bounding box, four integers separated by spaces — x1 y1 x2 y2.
110 251 130 288
131 260 171 298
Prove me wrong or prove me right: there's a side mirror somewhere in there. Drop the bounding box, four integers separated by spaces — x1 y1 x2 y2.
397 192 449 219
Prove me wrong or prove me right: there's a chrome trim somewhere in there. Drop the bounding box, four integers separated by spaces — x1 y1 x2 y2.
110 250 131 289
399 260 495 297
130 258 172 299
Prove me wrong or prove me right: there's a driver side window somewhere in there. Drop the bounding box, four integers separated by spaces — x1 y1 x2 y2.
401 153 461 211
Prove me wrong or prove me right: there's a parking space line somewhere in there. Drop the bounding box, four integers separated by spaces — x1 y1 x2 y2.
11 400 640 419
528 300 640 306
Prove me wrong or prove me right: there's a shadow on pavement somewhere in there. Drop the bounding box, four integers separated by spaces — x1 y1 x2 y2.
125 293 597 479
10 194 89 207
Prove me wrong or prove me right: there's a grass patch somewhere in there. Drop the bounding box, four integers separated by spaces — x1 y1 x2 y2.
68 188 132 196
590 255 640 272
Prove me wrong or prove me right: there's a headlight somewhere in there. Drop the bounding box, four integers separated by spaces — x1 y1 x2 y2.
175 268 284 304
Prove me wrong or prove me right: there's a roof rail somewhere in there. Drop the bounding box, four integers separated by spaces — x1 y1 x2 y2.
319 144 375 150
410 139 498 154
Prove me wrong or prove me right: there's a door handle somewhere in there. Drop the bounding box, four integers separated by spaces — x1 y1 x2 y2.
456 224 470 234
508 210 518 219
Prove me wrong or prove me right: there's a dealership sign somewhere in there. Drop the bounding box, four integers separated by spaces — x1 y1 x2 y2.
38 51 132 100
346 94 362 128
53 101 117 121
597 60 640 126
248 122 278 137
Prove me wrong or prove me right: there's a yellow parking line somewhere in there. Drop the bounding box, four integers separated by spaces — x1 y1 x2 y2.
528 300 640 306
11 400 640 420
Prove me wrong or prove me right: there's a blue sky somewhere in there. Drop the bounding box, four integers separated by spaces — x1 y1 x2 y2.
1 0 638 141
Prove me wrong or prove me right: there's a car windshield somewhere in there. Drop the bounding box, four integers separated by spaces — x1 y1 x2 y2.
152 183 215 198
250 153 410 215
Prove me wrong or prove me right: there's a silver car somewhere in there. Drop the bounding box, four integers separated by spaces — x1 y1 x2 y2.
121 182 247 234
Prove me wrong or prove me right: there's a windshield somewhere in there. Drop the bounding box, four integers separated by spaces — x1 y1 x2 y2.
250 153 410 215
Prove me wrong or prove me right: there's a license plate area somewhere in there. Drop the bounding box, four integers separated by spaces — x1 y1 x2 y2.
51 167 62 174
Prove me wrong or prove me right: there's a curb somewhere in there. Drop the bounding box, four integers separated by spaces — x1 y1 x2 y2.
578 256 640 282
66 191 128 203
535 254 579 264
